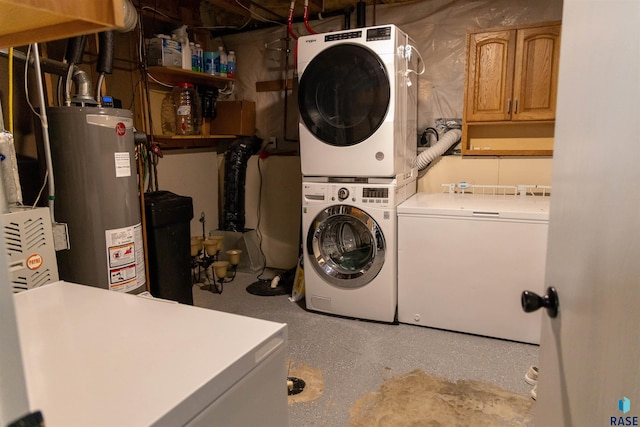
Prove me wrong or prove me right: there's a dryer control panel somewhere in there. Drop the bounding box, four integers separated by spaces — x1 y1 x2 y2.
366 27 392 41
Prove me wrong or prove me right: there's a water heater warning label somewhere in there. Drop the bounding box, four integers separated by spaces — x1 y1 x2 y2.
105 224 146 292
114 152 131 177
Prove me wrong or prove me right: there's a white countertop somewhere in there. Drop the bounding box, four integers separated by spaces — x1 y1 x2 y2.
14 282 287 427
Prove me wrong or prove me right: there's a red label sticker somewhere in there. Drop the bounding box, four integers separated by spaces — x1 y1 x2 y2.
26 254 43 270
116 122 126 136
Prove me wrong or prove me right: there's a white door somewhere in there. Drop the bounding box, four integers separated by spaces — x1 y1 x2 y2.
534 1 640 426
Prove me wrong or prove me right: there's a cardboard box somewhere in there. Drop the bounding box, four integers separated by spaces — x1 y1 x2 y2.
147 37 182 67
211 101 256 136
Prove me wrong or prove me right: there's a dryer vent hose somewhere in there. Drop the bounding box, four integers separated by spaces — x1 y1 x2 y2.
221 136 262 232
415 129 461 171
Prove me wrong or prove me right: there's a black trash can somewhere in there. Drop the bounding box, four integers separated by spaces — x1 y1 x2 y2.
144 191 194 304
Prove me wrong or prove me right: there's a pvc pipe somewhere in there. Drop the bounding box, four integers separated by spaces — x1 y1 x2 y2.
304 0 317 34
287 1 299 40
31 43 56 223
270 275 281 289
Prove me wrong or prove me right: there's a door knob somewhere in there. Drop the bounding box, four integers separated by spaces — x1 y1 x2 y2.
521 287 559 318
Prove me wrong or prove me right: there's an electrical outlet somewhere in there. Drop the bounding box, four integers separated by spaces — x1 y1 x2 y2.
52 222 70 251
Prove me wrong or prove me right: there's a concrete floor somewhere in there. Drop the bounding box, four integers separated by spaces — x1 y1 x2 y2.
192 270 538 427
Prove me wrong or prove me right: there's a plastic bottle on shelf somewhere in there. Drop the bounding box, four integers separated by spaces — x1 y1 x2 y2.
160 93 176 135
193 43 203 72
212 50 220 75
217 46 227 77
227 50 236 78
172 25 191 70
182 42 192 70
204 51 215 74
213 49 221 75
190 42 197 71
172 83 202 135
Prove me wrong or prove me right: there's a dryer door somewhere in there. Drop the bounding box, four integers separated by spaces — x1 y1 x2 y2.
298 44 390 147
307 205 385 289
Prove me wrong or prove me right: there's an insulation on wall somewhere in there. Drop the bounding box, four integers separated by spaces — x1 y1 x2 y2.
210 0 563 140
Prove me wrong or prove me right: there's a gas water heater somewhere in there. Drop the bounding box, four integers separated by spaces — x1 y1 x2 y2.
46 107 146 293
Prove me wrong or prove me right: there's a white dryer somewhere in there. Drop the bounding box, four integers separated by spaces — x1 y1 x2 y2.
302 178 415 322
297 25 419 182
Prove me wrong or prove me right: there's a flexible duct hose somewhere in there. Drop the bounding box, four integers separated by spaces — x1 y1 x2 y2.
415 129 461 170
71 68 95 104
221 136 262 232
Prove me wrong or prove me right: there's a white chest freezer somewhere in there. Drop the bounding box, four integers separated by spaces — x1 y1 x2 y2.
397 192 549 344
13 282 288 426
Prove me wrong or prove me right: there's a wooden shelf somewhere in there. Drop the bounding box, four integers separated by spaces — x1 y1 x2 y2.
153 134 237 150
0 0 125 48
147 66 234 89
462 121 555 156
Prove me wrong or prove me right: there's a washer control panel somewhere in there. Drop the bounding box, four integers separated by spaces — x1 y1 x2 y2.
328 186 392 206
303 183 401 208
361 187 390 206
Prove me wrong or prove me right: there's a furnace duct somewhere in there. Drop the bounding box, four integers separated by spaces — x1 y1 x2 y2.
221 136 262 232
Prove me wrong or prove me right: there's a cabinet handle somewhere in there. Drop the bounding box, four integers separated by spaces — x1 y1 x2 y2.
514 99 518 114
507 99 511 114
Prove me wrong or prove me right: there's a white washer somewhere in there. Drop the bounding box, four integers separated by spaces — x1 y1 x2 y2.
397 192 550 344
302 178 415 322
297 25 418 182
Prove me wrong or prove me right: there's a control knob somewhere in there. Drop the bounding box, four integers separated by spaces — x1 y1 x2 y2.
337 187 349 201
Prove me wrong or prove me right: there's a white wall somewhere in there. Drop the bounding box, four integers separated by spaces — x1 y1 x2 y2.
418 156 554 193
217 153 302 270
154 149 218 238
245 155 302 269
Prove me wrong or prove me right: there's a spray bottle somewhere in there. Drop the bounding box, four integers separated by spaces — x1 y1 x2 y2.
172 25 191 70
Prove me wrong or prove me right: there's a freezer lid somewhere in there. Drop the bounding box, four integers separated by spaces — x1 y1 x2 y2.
14 282 287 427
397 192 550 220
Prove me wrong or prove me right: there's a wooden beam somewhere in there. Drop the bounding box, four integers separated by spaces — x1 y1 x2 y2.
255 79 294 92
307 0 323 12
206 0 253 17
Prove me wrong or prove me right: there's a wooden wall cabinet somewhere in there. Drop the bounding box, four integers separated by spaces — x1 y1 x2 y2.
462 22 561 156
0 0 125 49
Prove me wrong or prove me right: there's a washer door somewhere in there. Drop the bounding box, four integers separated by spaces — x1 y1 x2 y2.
307 205 385 289
298 44 390 147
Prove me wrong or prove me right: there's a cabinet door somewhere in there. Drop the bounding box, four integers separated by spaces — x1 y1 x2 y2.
465 30 516 121
512 25 561 120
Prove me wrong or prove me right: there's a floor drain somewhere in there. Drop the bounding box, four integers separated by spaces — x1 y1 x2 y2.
287 377 306 395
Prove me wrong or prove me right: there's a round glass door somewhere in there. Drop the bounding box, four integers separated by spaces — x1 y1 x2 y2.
298 44 390 147
307 205 385 289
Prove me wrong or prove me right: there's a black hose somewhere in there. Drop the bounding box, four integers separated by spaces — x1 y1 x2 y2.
97 31 115 74
356 1 366 28
65 36 86 64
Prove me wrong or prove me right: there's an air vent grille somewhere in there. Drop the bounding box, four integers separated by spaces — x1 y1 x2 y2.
3 208 59 293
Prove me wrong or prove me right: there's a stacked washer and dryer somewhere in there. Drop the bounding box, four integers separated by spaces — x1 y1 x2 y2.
297 25 419 322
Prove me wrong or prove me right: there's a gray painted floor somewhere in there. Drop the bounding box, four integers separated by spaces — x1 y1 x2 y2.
192 270 538 426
